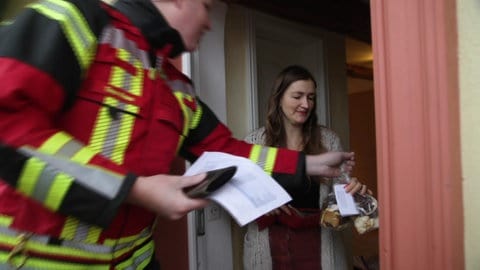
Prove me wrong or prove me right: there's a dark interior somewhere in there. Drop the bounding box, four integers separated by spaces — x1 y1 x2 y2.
221 0 372 44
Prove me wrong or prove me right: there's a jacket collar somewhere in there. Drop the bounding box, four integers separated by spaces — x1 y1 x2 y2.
113 0 186 57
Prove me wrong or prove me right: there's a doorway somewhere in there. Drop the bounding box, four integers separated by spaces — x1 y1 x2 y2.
224 5 378 270
346 37 379 269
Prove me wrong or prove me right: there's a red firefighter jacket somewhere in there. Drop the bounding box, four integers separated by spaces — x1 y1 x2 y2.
0 0 307 268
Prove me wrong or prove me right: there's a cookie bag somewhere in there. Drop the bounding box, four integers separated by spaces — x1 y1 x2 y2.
351 192 379 234
320 175 379 234
319 192 351 230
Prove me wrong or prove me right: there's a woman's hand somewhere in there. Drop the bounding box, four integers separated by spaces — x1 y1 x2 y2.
344 177 372 195
306 151 355 177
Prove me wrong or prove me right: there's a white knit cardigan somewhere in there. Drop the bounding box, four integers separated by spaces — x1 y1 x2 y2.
242 126 353 270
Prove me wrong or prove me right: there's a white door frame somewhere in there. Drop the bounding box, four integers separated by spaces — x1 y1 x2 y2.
185 2 233 270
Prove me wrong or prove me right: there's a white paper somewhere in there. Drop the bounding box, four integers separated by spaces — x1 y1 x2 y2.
184 152 292 226
333 184 360 216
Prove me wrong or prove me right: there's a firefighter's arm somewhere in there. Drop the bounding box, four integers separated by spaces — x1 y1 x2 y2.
0 0 134 228
305 152 355 177
0 141 137 228
181 99 354 190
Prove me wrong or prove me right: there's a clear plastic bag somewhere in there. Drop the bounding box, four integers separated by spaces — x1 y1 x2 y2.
320 190 379 234
351 193 379 234
319 192 351 230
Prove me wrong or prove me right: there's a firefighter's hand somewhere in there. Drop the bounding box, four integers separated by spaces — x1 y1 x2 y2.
127 174 210 220
306 151 355 177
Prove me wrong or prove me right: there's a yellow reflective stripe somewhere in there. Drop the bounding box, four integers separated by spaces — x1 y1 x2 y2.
86 226 102 243
248 146 278 175
38 132 72 154
98 230 151 258
106 87 135 102
264 148 278 174
30 0 96 71
114 239 154 270
104 229 146 246
0 215 13 227
44 173 74 211
0 252 109 270
111 49 143 94
110 57 126 87
90 49 142 164
192 105 202 129
71 145 97 164
111 103 137 163
61 217 102 243
115 49 144 96
61 217 79 240
38 131 97 164
174 93 191 134
110 56 143 162
22 133 81 198
172 93 188 152
173 92 202 152
103 97 138 164
130 58 144 96
0 232 113 261
249 145 262 163
30 133 101 242
89 105 111 154
0 226 152 266
17 158 46 196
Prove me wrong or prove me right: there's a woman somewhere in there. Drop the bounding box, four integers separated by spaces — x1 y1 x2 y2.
243 65 368 270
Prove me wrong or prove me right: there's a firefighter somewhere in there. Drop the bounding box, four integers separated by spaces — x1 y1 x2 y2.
0 0 355 268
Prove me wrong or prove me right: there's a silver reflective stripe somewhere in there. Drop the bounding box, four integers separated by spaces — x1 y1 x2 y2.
124 244 153 270
99 26 151 68
73 223 90 242
101 52 138 158
19 147 123 199
39 0 91 47
31 165 59 202
101 107 124 158
30 0 96 70
56 139 84 158
61 238 113 254
256 146 270 170
0 225 152 254
167 80 196 96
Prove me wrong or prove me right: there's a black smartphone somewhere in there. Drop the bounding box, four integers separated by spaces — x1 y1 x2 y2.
184 165 237 198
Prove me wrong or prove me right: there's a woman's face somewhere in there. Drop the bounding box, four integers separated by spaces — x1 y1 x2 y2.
279 79 316 127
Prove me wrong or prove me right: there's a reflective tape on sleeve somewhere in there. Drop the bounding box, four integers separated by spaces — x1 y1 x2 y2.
19 147 123 200
248 145 278 175
29 0 97 71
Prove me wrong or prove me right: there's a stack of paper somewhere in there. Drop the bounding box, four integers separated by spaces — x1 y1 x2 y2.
184 152 292 226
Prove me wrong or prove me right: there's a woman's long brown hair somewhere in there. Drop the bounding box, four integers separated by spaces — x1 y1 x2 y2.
264 65 326 155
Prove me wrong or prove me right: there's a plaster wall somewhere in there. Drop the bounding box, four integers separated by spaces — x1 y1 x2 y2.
458 0 480 269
